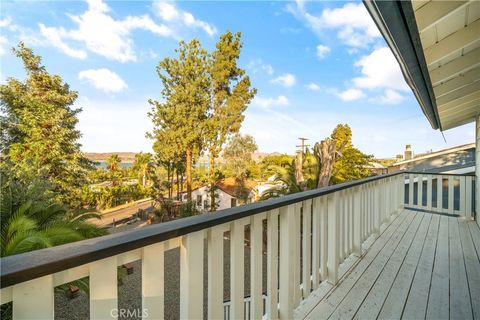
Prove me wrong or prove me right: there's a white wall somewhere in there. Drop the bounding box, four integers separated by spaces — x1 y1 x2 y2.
476 115 479 226
183 186 240 212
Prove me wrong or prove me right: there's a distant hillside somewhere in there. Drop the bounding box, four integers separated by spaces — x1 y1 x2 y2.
84 152 138 163
85 151 286 164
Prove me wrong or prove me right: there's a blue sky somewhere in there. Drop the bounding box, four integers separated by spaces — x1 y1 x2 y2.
0 0 474 158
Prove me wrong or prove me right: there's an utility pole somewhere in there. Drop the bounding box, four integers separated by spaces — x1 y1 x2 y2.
296 137 310 155
295 137 309 191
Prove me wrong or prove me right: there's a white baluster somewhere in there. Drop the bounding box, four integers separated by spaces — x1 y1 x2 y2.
312 197 321 290
319 197 328 282
353 186 362 257
459 176 466 216
409 173 414 207
302 199 312 297
418 174 424 208
293 202 302 306
327 192 340 284
142 243 165 319
279 204 296 319
208 226 224 319
180 231 204 319
251 213 264 319
90 256 118 320
437 176 443 212
448 176 454 214
426 175 432 211
13 275 53 320
267 209 279 320
466 176 473 219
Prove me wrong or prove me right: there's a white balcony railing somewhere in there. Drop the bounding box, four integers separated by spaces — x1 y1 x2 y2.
0 172 475 319
404 173 475 218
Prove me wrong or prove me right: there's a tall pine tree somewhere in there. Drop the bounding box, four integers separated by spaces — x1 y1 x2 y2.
0 43 93 206
148 39 210 201
205 31 256 210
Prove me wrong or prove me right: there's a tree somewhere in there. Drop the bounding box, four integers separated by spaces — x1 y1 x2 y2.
106 154 121 172
205 31 256 210
0 43 93 206
148 39 210 202
132 152 153 186
330 124 372 184
223 134 257 203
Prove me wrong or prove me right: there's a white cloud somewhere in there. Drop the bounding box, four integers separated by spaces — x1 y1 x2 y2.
338 88 366 102
153 0 217 36
253 95 289 108
335 47 408 104
352 47 409 91
305 82 320 91
246 59 274 75
39 0 173 62
372 89 405 105
78 68 128 93
39 24 87 59
0 36 8 56
288 2 381 48
0 17 12 28
271 73 296 87
316 44 330 59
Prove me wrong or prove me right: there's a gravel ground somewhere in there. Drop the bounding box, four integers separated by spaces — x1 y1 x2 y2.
54 231 267 320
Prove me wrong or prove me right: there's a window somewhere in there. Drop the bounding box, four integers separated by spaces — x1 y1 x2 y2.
196 195 202 206
203 200 209 210
231 198 237 207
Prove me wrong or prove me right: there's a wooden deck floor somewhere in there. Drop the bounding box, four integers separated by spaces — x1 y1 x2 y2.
303 209 480 320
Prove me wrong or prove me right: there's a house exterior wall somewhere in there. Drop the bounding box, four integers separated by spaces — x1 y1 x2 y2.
476 115 479 226
182 186 242 212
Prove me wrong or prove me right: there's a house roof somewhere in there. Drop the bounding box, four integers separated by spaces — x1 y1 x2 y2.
392 143 475 166
363 0 479 131
217 177 257 197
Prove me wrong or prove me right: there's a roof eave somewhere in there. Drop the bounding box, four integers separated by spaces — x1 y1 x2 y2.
363 0 441 130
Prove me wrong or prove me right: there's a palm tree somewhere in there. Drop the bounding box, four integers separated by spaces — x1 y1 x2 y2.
106 154 121 172
132 153 153 187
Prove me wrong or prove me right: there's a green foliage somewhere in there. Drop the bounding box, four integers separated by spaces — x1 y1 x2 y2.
0 169 107 257
330 124 372 184
132 152 153 186
223 133 258 180
0 43 93 207
179 200 199 218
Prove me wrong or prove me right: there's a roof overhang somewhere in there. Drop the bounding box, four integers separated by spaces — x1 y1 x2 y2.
364 0 480 131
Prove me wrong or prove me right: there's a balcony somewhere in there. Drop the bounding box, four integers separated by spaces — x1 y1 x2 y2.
1 171 477 319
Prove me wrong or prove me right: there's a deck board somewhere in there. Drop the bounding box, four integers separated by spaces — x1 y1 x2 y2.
458 219 480 320
335 212 426 320
303 211 480 320
375 212 431 320
304 210 413 320
402 214 440 319
449 218 473 320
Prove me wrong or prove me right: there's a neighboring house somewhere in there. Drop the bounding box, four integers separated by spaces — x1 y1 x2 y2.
388 143 475 174
251 175 287 200
181 177 257 212
364 162 387 175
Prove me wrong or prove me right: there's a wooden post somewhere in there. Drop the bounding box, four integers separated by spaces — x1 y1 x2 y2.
279 204 296 318
230 220 245 320
267 209 279 320
180 231 204 319
302 199 312 297
90 257 117 320
13 275 54 320
327 192 340 284
208 226 224 319
311 197 321 289
251 214 264 319
142 243 165 319
353 186 362 257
